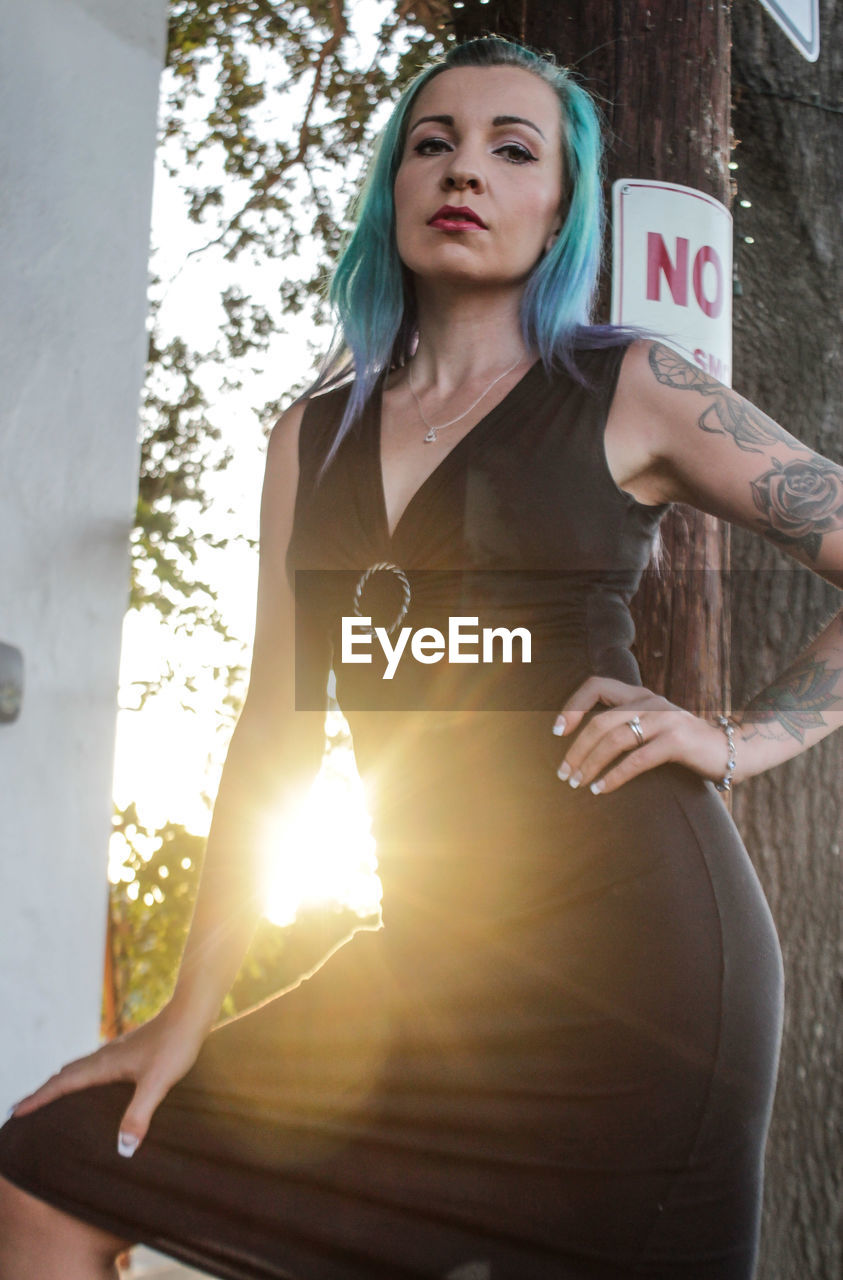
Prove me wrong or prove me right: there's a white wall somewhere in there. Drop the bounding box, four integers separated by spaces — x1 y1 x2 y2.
0 0 167 1105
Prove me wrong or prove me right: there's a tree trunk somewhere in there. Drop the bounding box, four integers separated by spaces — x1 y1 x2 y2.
730 4 842 1277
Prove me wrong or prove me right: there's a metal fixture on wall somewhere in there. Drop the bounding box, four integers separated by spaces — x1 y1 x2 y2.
0 642 23 723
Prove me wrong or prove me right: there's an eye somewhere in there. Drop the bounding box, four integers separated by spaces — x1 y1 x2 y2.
495 141 538 165
413 137 452 156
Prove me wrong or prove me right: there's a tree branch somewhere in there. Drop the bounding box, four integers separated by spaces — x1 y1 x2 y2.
186 1 349 261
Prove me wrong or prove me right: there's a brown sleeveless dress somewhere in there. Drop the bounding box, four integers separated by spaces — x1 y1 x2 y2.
0 342 784 1279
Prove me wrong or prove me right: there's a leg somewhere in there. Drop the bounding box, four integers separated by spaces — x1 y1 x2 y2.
0 1173 133 1280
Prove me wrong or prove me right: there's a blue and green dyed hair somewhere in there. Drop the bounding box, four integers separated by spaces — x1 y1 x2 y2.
308 36 640 464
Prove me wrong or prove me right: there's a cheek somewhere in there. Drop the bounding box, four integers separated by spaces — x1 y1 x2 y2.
392 170 418 235
392 186 409 248
505 167 563 222
392 176 405 223
505 187 561 255
392 179 422 267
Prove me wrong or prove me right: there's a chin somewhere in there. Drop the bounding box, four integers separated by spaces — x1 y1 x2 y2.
401 247 528 286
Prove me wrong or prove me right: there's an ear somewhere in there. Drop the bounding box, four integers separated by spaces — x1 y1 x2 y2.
543 206 566 255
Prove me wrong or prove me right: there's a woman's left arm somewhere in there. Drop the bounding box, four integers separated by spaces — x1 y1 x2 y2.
555 339 843 794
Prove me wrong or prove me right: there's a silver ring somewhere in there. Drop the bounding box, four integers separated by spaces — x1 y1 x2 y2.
352 561 411 636
627 714 645 748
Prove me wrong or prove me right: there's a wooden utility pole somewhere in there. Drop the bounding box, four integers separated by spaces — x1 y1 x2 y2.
452 0 732 724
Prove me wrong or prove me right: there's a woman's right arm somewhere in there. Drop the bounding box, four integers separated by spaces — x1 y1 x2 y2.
8 398 331 1153
163 397 330 1040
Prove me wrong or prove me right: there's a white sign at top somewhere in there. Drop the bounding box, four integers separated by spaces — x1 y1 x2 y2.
611 179 733 387
757 0 820 61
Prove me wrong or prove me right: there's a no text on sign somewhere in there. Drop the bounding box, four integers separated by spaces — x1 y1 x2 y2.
611 179 733 387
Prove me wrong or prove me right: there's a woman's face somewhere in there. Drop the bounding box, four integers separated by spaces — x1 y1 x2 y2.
393 65 566 292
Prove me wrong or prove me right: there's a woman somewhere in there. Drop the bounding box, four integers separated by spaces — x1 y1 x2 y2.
1 35 840 1280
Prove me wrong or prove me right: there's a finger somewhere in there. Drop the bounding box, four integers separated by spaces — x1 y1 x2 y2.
10 1053 121 1118
557 704 664 783
117 1074 169 1159
589 736 674 795
552 677 650 736
560 714 660 787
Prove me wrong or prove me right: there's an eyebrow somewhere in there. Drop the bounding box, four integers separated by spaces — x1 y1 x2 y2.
408 113 547 141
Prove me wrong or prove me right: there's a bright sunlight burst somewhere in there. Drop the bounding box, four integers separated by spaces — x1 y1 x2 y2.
258 705 382 929
113 611 382 925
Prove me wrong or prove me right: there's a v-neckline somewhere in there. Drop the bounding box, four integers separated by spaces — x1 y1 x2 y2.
372 358 544 544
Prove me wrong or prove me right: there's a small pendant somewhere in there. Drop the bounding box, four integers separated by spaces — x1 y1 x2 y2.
423 427 438 443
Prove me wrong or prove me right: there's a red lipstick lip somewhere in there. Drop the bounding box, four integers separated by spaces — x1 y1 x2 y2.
428 204 488 229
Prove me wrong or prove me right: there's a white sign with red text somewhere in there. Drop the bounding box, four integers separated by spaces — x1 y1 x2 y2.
611 179 733 387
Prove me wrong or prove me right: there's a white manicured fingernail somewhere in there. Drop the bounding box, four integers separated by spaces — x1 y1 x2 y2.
568 771 582 789
552 716 566 735
117 1132 139 1158
590 780 605 795
557 761 571 781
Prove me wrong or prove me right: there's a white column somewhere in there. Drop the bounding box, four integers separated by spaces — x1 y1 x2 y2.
0 0 167 1106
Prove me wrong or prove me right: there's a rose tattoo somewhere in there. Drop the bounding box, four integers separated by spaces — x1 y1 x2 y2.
751 456 843 560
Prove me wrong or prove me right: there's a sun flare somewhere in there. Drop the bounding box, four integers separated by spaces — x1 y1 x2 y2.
259 719 382 928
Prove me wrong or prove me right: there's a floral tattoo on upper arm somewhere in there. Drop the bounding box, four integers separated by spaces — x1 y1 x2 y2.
648 342 797 453
750 456 843 560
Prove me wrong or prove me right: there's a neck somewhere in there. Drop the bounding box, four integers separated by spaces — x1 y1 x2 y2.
408 281 533 393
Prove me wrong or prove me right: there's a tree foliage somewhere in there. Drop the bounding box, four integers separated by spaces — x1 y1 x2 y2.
134 0 449 641
133 311 233 629
163 2 447 269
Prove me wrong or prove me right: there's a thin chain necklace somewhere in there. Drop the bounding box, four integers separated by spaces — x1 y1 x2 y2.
407 353 527 443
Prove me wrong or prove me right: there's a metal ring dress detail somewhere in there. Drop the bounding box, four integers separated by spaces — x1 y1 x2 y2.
352 561 412 636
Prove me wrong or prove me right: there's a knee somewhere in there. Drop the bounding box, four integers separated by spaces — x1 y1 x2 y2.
0 1173 132 1266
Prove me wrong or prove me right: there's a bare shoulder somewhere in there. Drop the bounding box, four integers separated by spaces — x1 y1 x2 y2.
254 399 311 593
607 337 668 432
608 336 740 428
263 396 313 511
615 337 801 454
266 397 309 476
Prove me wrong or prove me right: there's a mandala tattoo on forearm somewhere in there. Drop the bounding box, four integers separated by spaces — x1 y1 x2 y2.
750 455 843 560
741 654 843 743
648 342 800 453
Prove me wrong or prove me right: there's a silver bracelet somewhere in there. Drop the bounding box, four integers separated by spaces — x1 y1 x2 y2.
714 715 737 792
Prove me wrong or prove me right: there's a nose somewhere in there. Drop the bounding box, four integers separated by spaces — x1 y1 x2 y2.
444 169 482 192
442 149 485 193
